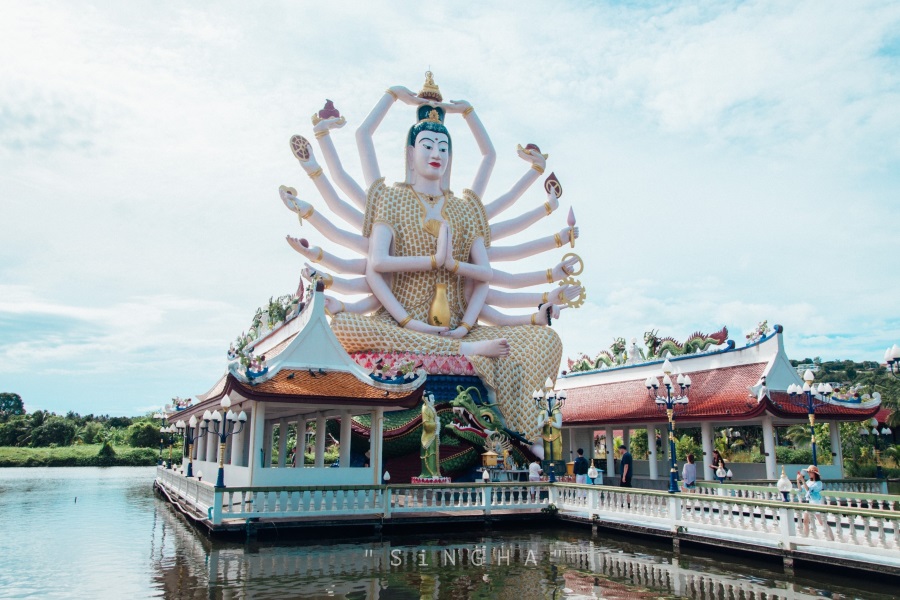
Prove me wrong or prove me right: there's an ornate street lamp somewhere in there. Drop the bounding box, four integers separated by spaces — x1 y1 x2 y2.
533 377 567 483
884 344 900 378
153 410 167 465
859 417 892 479
787 370 832 467
159 424 177 468
645 359 690 494
206 397 247 488
175 414 208 478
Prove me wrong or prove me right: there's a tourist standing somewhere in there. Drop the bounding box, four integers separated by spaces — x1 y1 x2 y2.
796 465 833 539
573 448 589 485
528 458 543 501
682 453 697 492
710 450 727 483
618 446 632 487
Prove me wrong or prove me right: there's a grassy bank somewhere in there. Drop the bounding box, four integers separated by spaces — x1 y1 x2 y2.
0 444 159 467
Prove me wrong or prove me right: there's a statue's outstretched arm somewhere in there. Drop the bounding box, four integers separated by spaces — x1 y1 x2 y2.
486 283 583 308
490 255 581 289
488 226 578 262
478 303 563 327
357 86 422 189
490 189 559 241
369 222 449 274
324 294 381 317
483 147 547 220
313 118 367 210
302 263 371 295
442 101 495 199
442 235 493 283
286 236 365 275
290 140 363 231
280 189 367 254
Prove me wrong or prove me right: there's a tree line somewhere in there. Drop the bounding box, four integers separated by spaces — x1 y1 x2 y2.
0 393 165 450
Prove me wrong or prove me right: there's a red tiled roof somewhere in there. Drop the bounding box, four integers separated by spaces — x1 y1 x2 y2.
223 371 422 408
765 391 882 421
562 363 768 425
562 361 882 425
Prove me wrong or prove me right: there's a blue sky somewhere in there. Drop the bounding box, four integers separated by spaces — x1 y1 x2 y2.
2 1 899 416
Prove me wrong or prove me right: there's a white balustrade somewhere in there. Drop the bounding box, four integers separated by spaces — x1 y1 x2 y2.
155 467 898 566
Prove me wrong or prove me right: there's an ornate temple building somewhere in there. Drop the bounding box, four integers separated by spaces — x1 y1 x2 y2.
558 325 882 483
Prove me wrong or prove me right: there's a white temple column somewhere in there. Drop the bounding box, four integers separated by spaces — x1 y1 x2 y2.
315 412 326 469
230 421 245 467
277 418 288 468
605 426 615 479
263 420 274 467
701 421 714 481
339 410 352 468
206 428 218 463
829 422 844 477
247 401 266 481
371 408 384 484
646 425 659 480
761 416 777 479
622 428 630 451
196 427 206 462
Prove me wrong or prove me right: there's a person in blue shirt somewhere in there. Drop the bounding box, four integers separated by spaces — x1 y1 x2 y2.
796 465 833 540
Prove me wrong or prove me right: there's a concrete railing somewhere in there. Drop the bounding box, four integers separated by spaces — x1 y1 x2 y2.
554 482 900 560
156 468 898 564
694 481 900 510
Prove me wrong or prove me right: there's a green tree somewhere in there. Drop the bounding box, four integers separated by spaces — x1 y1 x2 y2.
0 393 25 421
126 421 161 448
30 416 77 447
0 415 30 446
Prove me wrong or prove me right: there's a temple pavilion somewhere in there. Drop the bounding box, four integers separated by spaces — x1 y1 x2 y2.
168 282 426 487
557 325 882 483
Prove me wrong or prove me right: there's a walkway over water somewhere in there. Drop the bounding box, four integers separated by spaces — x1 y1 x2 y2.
156 467 900 577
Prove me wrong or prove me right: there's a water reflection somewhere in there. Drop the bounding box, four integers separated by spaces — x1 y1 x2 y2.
152 495 896 600
0 468 894 600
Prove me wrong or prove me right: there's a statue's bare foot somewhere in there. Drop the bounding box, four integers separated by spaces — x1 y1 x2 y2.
460 338 510 358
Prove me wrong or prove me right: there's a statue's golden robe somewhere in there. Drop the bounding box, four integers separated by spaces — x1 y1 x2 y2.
331 180 562 440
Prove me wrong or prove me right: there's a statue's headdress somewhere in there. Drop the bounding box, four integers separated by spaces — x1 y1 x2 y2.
405 71 452 191
416 105 445 125
418 71 442 103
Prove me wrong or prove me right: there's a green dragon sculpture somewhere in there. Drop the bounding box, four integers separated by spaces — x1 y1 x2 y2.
642 326 728 359
326 385 532 476
567 337 628 372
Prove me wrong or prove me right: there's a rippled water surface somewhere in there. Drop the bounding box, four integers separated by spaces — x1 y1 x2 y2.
0 467 895 599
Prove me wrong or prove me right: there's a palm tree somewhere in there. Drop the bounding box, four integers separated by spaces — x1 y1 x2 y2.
783 424 811 448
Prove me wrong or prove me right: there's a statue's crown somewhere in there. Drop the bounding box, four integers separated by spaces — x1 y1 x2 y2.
416 104 445 125
418 70 443 103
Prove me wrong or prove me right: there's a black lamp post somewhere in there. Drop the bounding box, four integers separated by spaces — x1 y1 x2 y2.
645 359 690 494
159 424 177 468
175 414 208 478
533 377 566 483
206 397 247 488
787 370 832 467
154 410 167 465
859 417 892 479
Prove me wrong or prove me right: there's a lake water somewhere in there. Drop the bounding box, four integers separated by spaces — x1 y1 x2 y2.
0 467 895 599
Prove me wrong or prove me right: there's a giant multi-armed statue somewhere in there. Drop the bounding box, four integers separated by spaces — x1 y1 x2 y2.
277 73 586 468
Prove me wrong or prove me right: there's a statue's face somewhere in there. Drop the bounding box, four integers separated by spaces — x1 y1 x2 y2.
411 130 449 181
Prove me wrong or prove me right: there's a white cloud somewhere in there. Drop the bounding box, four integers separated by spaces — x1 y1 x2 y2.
1 1 899 414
